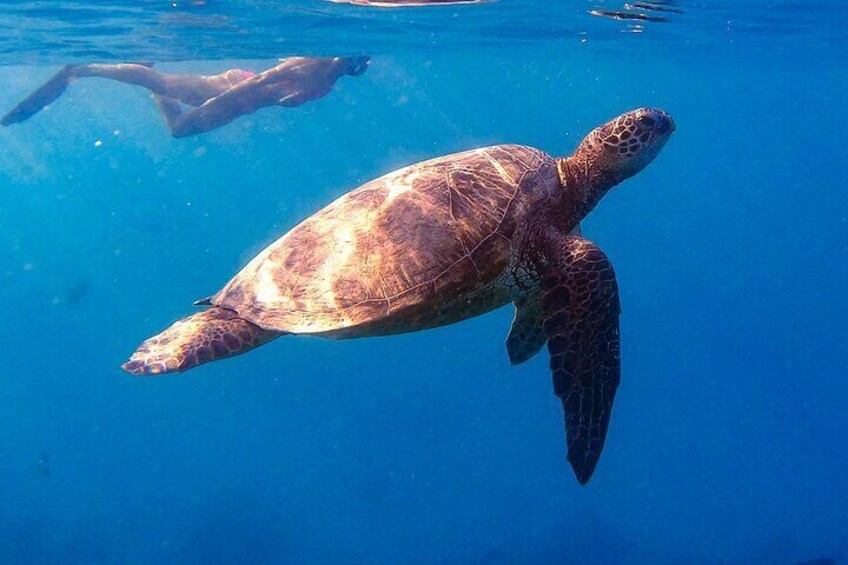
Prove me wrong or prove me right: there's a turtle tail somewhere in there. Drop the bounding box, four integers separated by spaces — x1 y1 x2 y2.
122 307 278 375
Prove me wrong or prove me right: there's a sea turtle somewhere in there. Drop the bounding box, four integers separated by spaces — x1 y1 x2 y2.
124 107 675 484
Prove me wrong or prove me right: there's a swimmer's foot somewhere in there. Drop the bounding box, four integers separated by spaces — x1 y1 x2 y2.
1 65 76 126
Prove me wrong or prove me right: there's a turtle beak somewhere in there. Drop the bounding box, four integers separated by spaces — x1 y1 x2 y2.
636 107 675 137
347 56 371 76
659 115 675 135
650 109 675 136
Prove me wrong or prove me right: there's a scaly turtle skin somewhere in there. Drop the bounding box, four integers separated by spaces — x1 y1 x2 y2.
124 107 675 484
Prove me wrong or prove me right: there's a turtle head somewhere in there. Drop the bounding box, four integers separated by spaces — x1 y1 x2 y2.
561 107 674 221
578 107 675 184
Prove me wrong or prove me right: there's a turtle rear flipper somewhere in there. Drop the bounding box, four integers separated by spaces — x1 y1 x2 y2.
122 307 278 375
539 233 621 484
506 290 546 365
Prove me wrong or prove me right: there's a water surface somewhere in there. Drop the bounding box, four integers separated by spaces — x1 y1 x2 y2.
0 1 846 563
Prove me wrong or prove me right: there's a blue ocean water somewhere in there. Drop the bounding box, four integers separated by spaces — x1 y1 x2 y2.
1 1 846 563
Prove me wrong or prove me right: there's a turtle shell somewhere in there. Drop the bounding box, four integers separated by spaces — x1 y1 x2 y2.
212 144 559 335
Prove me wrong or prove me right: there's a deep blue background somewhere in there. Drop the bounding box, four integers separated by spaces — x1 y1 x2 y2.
0 6 846 563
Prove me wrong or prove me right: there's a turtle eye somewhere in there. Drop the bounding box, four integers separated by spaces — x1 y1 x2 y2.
638 115 656 127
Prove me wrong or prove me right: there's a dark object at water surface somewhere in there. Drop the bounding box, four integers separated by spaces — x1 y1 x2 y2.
330 0 488 6
590 9 669 23
626 2 684 14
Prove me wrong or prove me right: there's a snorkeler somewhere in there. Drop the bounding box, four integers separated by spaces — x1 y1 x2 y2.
1 55 371 137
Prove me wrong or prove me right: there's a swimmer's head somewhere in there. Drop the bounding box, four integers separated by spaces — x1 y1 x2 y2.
344 56 371 76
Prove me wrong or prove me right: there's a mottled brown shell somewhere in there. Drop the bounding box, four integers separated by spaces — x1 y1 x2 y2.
213 145 560 335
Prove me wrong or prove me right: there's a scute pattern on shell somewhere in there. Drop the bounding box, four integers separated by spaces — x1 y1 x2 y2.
213 144 559 334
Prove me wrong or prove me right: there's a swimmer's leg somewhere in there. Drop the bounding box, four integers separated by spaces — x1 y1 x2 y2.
154 95 247 138
152 93 234 138
73 63 228 106
3 63 255 129
151 75 274 137
72 63 165 89
152 94 185 133
2 63 181 126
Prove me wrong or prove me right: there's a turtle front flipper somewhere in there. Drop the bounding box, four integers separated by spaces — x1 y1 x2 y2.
506 289 547 365
538 233 621 484
122 307 278 375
